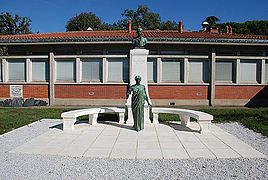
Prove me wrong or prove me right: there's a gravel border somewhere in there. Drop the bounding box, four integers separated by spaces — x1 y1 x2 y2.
216 122 268 157
0 119 267 180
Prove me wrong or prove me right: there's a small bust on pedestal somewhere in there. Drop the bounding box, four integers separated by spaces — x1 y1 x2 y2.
127 75 151 131
132 27 147 48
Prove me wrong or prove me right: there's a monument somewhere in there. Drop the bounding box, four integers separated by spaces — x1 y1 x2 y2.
128 75 151 131
126 27 152 125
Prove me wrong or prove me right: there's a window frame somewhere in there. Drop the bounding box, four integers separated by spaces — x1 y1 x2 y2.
215 59 235 83
239 60 261 84
147 58 157 83
7 59 26 82
188 59 209 83
161 58 183 83
106 58 129 83
81 58 103 82
55 59 76 82
31 59 49 82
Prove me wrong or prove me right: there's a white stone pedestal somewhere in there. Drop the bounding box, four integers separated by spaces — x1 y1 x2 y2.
126 48 151 124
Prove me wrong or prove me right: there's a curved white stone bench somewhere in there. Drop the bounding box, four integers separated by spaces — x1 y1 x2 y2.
151 107 213 133
61 107 125 131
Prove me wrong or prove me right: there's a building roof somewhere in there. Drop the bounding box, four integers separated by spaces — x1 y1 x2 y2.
0 30 268 45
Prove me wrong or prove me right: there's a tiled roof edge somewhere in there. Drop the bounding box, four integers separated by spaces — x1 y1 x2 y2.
0 37 268 44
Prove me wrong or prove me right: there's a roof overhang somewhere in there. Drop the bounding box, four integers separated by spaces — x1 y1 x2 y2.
0 37 268 46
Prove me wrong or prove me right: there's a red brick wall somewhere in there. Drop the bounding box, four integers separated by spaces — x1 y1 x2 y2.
0 85 10 98
55 84 128 99
3 84 267 101
215 85 268 99
23 85 49 98
148 85 209 99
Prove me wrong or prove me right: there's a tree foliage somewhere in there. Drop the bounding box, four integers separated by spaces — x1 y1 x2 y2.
118 5 178 30
203 15 268 35
66 6 179 31
217 20 268 35
0 12 32 35
66 12 111 31
120 5 161 29
204 16 219 26
160 20 178 30
0 46 8 56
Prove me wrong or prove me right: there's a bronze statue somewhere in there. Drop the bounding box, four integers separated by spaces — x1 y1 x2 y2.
128 75 151 131
132 27 147 48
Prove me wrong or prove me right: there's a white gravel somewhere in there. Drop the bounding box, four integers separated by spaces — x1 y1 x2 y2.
0 119 267 180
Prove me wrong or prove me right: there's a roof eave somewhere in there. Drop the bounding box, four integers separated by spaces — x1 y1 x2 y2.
0 37 268 46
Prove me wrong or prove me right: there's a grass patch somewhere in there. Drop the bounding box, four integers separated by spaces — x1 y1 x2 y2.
0 107 267 137
201 108 268 137
157 108 268 137
159 113 179 122
0 107 71 135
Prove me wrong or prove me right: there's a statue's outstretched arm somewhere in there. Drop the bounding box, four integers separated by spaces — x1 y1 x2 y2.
144 86 152 106
127 84 132 98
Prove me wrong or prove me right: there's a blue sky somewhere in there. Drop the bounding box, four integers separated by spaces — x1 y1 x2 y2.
1 0 268 33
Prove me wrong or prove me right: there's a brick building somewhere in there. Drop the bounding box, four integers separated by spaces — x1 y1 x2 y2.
0 26 268 107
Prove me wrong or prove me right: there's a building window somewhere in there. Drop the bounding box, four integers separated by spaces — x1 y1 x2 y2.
8 59 25 81
239 60 260 83
265 62 268 83
81 58 102 82
188 60 209 83
32 60 48 81
216 51 236 56
106 50 128 55
161 59 183 82
147 58 157 83
216 60 234 82
160 50 184 55
107 58 128 82
240 51 262 56
56 60 75 81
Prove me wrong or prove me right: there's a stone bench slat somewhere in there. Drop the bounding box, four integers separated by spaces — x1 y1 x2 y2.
62 107 125 131
152 107 213 133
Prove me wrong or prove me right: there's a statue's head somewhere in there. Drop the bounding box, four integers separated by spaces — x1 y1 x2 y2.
135 75 142 84
137 27 143 36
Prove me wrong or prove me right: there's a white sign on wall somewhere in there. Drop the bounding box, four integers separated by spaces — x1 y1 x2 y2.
10 85 23 98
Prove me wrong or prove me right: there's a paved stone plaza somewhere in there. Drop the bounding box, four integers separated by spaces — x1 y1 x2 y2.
10 121 266 159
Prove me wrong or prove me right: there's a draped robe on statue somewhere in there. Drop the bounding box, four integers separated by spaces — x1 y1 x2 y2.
129 84 148 131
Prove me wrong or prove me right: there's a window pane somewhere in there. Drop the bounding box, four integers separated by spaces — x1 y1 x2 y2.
147 58 157 82
107 50 128 55
8 60 25 81
107 58 128 82
32 60 48 81
265 62 268 83
160 50 184 55
216 61 234 82
56 60 75 81
239 60 260 82
188 60 209 82
82 59 102 81
162 59 182 82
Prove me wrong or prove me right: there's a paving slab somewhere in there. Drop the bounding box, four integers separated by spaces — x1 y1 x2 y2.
162 148 189 159
9 121 267 159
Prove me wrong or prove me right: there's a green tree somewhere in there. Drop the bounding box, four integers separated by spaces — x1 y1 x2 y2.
217 20 268 35
0 12 31 35
66 12 110 31
120 5 162 29
0 46 8 56
204 16 220 26
160 20 178 30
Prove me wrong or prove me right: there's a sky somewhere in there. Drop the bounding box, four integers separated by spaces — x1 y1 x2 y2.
1 0 268 33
